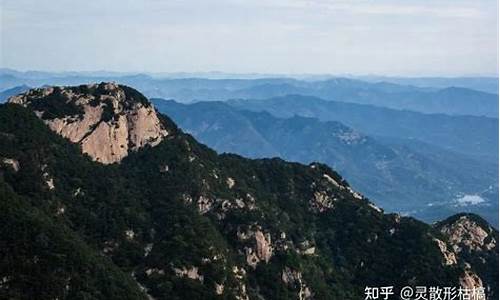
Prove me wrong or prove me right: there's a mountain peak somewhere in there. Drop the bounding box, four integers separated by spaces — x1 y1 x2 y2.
8 83 169 164
435 213 497 253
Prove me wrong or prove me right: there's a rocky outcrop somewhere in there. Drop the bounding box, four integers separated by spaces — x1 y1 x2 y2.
8 83 169 164
197 195 214 214
226 177 235 189
1 158 19 172
232 266 249 300
215 283 224 295
435 214 498 299
298 240 316 256
255 231 273 263
460 268 483 290
281 267 313 300
173 266 203 282
41 164 55 190
238 227 273 268
310 191 335 212
437 215 496 253
433 238 457 265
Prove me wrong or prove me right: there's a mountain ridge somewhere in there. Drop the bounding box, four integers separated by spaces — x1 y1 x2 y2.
1 83 497 299
152 98 498 225
227 94 498 162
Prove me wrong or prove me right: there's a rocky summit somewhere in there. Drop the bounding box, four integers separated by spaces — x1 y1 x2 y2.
0 84 498 300
8 82 168 164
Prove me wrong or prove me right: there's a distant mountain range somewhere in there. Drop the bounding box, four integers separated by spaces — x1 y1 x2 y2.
152 99 498 225
1 69 497 117
1 68 497 92
228 95 499 162
354 76 499 94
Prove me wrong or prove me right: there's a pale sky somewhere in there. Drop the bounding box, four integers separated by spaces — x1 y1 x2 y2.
0 0 498 76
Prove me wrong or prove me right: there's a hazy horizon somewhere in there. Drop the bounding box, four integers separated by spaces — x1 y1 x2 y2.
1 67 498 79
1 0 498 77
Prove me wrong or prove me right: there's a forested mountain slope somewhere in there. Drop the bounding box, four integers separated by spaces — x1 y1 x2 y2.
0 83 497 300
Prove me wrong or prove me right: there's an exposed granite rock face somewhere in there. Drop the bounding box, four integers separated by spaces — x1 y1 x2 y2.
232 266 249 300
308 171 353 212
298 240 316 256
197 195 214 214
8 83 168 164
254 230 273 263
310 191 335 212
433 238 458 266
215 283 224 295
1 158 19 172
460 268 483 290
226 177 235 189
435 214 499 299
240 228 273 269
438 215 496 253
281 267 313 300
173 266 203 282
41 164 55 190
